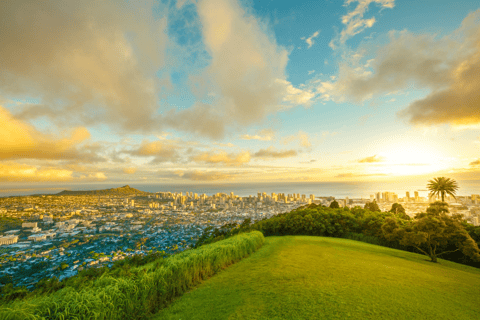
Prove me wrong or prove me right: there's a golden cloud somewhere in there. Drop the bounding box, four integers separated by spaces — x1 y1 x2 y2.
241 129 276 141
129 140 178 162
0 106 95 161
193 151 251 166
358 155 385 163
0 163 73 182
470 159 480 166
123 167 137 174
175 170 236 181
253 147 297 158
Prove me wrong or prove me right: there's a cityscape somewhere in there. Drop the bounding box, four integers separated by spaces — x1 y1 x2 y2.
1 186 479 289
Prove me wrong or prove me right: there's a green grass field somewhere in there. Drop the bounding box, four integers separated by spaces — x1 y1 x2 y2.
153 236 480 320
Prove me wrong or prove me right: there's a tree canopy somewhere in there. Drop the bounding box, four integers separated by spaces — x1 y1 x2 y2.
329 200 340 209
427 177 459 202
382 204 480 263
364 201 381 212
389 203 409 220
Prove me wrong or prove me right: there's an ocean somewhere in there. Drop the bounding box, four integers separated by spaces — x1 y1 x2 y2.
1 180 480 199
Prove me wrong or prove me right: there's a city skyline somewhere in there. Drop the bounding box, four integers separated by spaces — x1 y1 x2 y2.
1 0 480 186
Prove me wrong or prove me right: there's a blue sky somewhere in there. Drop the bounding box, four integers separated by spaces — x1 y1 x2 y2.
1 0 480 185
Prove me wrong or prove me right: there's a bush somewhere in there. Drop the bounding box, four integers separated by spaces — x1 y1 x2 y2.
0 232 264 319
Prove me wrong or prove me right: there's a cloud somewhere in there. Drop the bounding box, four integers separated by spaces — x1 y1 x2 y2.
330 0 395 49
241 129 276 141
123 167 137 174
192 151 251 166
470 159 480 166
0 162 107 182
128 140 179 162
304 31 320 49
282 131 312 148
0 0 168 132
197 0 292 125
162 103 226 139
174 170 236 181
0 106 103 162
0 163 73 182
358 155 385 163
324 10 480 128
277 79 316 106
253 147 297 158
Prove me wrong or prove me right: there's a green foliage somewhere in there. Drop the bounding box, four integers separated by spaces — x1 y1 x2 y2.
427 177 458 202
329 200 340 208
195 218 253 247
0 232 265 319
426 201 449 214
382 210 480 263
0 217 22 233
389 203 410 220
364 201 381 212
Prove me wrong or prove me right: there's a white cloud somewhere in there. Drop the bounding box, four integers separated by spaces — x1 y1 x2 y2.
330 0 395 50
241 129 276 141
322 10 480 128
282 131 312 148
304 30 320 48
197 0 290 126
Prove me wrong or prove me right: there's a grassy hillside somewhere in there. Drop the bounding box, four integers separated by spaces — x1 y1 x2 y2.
0 232 264 319
154 236 480 320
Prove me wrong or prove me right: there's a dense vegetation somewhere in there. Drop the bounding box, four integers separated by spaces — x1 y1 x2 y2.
0 217 22 234
0 251 170 304
197 203 480 268
0 231 264 319
155 236 480 320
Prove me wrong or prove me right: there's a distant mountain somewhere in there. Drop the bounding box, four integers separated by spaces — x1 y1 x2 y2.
56 185 149 196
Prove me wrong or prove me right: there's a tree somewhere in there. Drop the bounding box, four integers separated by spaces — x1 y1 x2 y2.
364 201 380 212
389 203 409 220
382 210 480 263
389 203 405 214
329 200 340 208
426 201 449 214
427 177 459 202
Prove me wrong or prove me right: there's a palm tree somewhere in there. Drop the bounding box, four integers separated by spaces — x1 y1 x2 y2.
427 177 459 202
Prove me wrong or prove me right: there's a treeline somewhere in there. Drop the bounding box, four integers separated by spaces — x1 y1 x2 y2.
0 232 265 319
196 203 480 268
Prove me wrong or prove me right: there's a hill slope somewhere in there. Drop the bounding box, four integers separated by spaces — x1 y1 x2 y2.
56 185 148 196
154 236 480 320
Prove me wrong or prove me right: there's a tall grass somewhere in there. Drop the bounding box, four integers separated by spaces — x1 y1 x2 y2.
0 231 264 320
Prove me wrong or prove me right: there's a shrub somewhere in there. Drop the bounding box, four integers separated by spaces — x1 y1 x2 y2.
0 231 265 319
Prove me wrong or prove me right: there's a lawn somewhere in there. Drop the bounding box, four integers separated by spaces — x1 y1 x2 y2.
153 236 480 320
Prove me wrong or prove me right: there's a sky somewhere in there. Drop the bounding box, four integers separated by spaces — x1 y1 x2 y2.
1 0 480 187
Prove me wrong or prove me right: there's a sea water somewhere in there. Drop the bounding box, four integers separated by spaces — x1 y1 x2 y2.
1 180 479 199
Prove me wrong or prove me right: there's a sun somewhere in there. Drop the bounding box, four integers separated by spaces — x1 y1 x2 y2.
367 141 451 176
